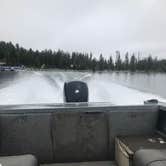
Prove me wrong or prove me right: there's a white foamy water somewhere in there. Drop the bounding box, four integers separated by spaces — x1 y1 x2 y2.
0 71 165 105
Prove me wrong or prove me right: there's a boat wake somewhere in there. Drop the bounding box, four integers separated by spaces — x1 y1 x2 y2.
0 71 165 105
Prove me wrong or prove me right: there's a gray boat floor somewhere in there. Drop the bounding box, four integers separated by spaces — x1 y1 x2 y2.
42 161 117 166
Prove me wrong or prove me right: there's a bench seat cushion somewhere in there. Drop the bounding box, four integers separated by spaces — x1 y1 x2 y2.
0 154 37 166
134 149 166 166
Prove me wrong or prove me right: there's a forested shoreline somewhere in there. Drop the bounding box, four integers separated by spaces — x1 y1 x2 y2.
0 41 166 72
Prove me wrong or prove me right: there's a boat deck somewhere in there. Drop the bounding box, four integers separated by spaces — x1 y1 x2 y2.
42 161 117 166
0 104 161 166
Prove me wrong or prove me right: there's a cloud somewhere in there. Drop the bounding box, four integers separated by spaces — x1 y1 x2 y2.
0 0 166 58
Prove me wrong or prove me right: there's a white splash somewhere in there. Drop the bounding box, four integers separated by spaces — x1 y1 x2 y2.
0 71 165 105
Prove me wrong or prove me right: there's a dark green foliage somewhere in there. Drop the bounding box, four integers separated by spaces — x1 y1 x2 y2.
124 52 129 70
0 41 166 72
115 51 124 70
130 54 137 71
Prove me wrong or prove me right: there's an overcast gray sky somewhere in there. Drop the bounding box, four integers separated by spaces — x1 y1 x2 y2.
0 0 166 58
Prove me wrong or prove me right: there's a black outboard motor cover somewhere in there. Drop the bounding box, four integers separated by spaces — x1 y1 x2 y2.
64 81 88 102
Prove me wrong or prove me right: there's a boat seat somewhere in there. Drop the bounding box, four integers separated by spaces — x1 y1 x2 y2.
134 149 166 166
41 161 117 166
0 154 38 166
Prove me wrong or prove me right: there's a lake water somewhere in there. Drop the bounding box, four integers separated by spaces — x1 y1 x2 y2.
0 70 166 105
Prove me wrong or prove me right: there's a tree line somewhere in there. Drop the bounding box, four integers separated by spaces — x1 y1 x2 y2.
0 41 166 72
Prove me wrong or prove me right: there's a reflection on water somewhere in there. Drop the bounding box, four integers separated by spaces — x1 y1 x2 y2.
0 71 19 88
110 71 166 98
0 70 165 105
